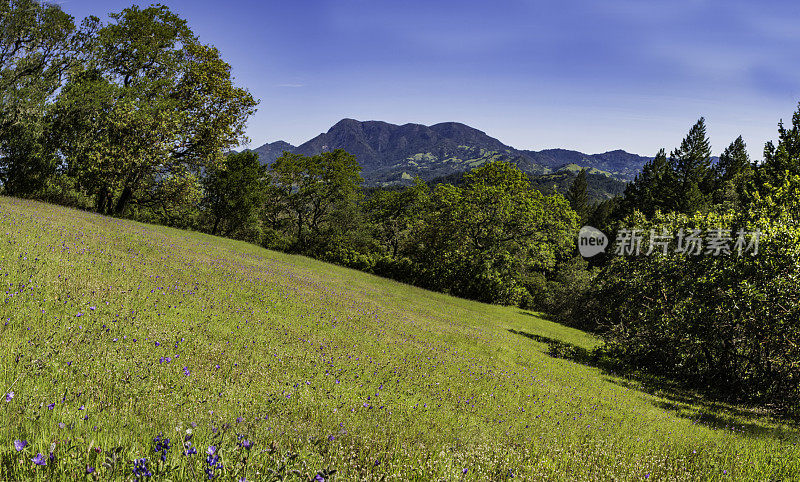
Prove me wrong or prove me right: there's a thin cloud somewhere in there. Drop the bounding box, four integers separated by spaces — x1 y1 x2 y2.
276 83 305 88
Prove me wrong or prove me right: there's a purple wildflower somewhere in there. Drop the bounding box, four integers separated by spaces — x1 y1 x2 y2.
205 448 223 479
153 433 171 462
132 458 152 478
184 442 197 456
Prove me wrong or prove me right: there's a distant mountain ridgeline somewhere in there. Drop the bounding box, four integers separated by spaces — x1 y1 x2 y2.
247 119 651 192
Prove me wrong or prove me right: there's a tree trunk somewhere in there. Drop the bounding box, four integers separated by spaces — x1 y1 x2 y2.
97 188 113 215
296 213 304 250
97 190 107 215
114 184 133 216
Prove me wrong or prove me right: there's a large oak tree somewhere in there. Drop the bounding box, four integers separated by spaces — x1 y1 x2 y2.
51 5 256 216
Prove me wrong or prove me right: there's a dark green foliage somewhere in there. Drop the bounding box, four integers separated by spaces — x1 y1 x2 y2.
579 208 800 410
432 169 627 205
587 196 621 233
0 0 96 198
527 171 627 203
203 151 266 238
616 120 725 221
305 161 583 307
525 256 597 322
363 177 428 257
265 149 364 252
669 117 715 214
0 119 58 197
576 103 800 412
0 0 89 133
405 161 579 305
713 136 753 209
615 119 751 223
619 149 672 218
757 103 800 194
567 169 589 223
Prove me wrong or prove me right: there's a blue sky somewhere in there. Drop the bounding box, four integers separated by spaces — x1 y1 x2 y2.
61 0 800 158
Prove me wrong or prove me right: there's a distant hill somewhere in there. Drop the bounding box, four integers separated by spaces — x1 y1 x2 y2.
530 170 628 203
248 119 652 186
521 149 651 180
425 168 627 204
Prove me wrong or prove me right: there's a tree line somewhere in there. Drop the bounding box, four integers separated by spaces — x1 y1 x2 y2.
206 149 580 307
570 107 800 413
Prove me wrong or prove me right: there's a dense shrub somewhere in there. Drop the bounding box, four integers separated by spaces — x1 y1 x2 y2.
579 198 800 410
526 256 598 324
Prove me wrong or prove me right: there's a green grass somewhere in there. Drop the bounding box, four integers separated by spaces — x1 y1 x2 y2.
0 197 797 480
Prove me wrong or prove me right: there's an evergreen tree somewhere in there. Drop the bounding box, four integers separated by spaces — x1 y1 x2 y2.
567 169 589 223
669 117 714 214
619 148 672 218
713 136 752 208
758 103 800 192
587 196 621 234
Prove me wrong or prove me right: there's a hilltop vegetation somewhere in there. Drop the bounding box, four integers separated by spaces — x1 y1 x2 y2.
1 198 798 481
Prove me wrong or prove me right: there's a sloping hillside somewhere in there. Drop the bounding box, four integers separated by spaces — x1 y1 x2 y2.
0 198 796 480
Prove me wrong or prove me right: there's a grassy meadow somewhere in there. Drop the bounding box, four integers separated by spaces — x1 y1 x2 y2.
0 197 797 481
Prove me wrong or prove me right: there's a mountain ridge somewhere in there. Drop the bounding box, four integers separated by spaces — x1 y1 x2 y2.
248 119 652 186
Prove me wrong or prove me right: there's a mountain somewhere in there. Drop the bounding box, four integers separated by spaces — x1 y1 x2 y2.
249 119 651 186
250 140 296 165
522 149 651 180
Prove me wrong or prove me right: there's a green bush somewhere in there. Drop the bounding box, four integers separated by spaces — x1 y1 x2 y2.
579 199 800 410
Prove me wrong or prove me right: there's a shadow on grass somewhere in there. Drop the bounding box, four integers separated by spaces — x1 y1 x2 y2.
508 328 595 365
517 311 561 322
508 328 798 441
